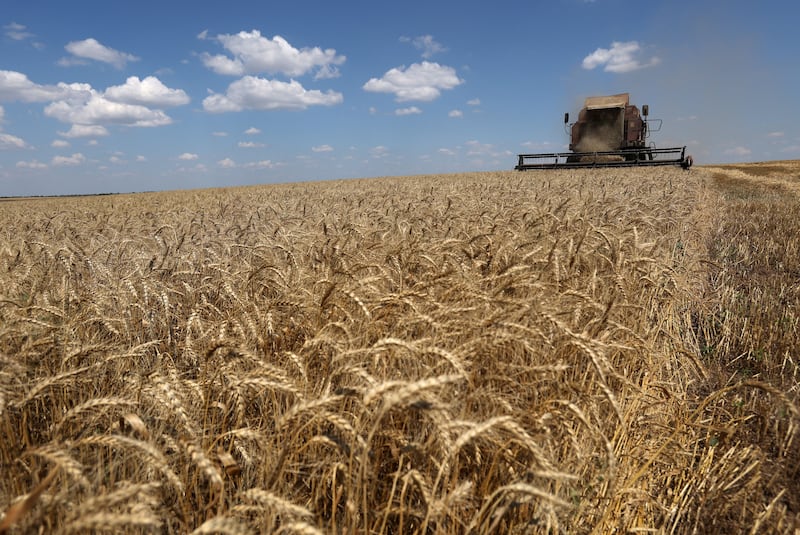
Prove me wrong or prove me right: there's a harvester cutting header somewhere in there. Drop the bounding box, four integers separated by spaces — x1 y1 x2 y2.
516 93 692 170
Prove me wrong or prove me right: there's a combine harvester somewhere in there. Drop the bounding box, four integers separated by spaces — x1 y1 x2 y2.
516 93 692 170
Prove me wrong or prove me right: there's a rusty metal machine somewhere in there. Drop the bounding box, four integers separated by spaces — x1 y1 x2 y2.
516 93 692 170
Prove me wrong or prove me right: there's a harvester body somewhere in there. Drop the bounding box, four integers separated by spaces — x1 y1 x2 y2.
570 94 643 153
516 93 692 170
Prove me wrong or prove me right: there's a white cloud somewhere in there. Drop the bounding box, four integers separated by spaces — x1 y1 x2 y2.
448 109 463 118
200 53 244 76
52 153 86 166
218 158 236 168
201 30 346 79
312 144 333 152
16 159 47 169
244 127 261 135
0 132 29 150
4 22 33 41
395 106 422 116
243 160 275 169
212 131 228 137
438 148 456 156
51 139 70 148
104 76 190 107
767 131 784 138
109 155 125 164
465 140 512 158
203 76 343 112
724 146 752 156
582 41 660 73
45 85 173 128
0 70 90 102
178 152 199 160
64 38 139 69
59 124 109 138
136 155 146 162
467 98 480 106
176 163 207 173
238 141 265 148
363 61 462 102
370 145 389 158
2 71 183 133
313 64 341 80
400 35 446 59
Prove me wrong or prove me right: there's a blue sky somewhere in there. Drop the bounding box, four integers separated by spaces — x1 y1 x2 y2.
0 0 797 196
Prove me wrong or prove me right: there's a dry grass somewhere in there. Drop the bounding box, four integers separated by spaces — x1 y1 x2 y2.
0 165 798 533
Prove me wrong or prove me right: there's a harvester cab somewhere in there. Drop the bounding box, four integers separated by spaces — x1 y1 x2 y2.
516 93 692 170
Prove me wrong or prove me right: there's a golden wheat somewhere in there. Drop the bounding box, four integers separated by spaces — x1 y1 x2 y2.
1 165 798 533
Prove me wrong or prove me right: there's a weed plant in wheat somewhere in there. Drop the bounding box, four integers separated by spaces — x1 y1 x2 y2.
0 165 798 533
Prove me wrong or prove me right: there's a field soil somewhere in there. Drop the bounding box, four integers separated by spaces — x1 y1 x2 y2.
1 162 798 533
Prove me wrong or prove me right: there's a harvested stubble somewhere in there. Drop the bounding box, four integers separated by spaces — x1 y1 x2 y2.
0 166 797 533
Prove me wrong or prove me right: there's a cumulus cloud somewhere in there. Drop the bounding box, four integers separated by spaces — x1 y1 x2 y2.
45 88 172 127
312 144 333 152
363 61 462 102
59 124 109 138
0 132 29 150
370 145 389 158
243 160 275 169
16 159 47 169
1 70 186 133
51 139 70 147
4 22 33 41
178 152 199 160
63 38 139 69
767 131 784 138
244 127 261 135
0 105 31 149
400 35 446 59
395 106 422 116
218 157 236 168
582 41 660 73
465 140 512 158
448 109 463 118
200 30 345 79
104 76 190 107
203 76 343 112
467 98 480 106
0 70 90 102
238 141 265 148
52 153 86 166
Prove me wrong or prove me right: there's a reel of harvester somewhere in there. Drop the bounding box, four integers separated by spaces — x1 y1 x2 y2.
516 146 692 170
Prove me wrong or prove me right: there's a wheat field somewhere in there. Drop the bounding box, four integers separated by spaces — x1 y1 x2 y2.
1 163 798 533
